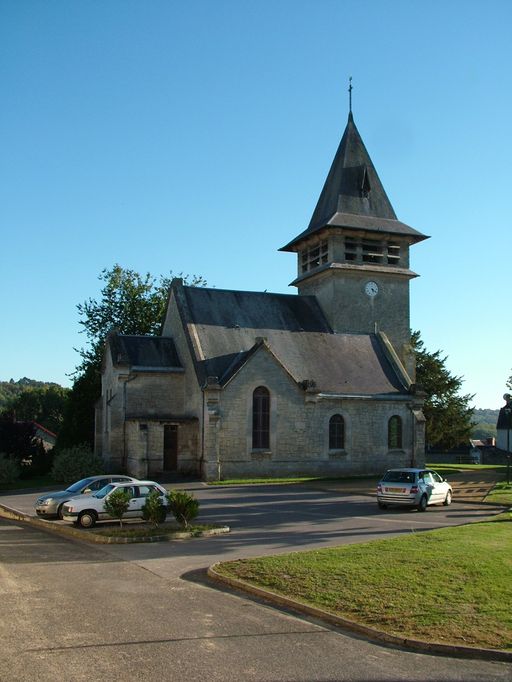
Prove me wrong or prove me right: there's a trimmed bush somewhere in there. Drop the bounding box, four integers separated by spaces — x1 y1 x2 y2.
142 490 167 527
166 489 199 529
104 488 131 527
51 444 105 483
0 453 20 485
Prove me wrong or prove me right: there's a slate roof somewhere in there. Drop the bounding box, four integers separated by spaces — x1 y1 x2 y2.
281 113 427 251
108 333 182 370
176 284 408 395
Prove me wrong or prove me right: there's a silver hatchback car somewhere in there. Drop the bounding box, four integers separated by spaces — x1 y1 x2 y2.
34 475 137 519
377 468 452 511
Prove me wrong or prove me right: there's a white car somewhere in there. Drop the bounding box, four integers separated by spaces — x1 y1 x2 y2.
377 468 452 511
62 480 168 528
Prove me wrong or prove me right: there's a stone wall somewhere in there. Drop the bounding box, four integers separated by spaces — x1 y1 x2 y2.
202 344 419 480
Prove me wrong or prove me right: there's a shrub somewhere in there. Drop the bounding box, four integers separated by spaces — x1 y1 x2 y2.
104 489 131 527
0 453 20 485
166 489 199 529
142 490 167 527
51 444 105 483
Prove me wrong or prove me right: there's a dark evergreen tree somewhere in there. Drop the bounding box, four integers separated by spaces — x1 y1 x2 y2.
412 331 474 450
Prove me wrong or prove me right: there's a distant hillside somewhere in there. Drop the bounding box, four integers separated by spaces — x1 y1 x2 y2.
471 408 499 440
0 377 64 412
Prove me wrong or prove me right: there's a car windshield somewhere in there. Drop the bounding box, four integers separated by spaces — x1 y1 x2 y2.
382 470 416 484
66 477 95 493
93 484 116 499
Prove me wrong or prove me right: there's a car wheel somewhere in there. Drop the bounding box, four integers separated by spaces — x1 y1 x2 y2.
417 495 428 512
377 501 387 509
57 504 65 520
78 510 97 529
443 490 452 506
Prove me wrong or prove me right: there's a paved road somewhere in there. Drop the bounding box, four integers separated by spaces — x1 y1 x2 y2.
1 483 510 681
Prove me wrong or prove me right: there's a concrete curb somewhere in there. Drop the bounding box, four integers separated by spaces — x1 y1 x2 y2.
207 563 512 663
0 503 230 544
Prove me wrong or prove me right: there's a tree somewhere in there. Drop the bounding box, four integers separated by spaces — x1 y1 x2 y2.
4 385 69 434
506 371 512 392
55 367 100 451
75 264 207 374
166 490 199 529
0 413 38 463
58 264 207 450
104 488 132 528
412 331 474 451
142 490 167 527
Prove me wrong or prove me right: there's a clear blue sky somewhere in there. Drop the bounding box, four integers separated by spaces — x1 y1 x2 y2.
1 0 510 409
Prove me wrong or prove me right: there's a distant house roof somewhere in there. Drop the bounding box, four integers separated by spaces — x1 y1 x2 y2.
32 422 57 439
108 333 182 371
175 283 408 396
281 113 428 252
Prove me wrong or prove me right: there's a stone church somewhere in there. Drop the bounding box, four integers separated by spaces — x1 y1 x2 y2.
95 110 428 481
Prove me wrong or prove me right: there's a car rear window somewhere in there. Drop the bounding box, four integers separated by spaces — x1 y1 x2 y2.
382 471 416 484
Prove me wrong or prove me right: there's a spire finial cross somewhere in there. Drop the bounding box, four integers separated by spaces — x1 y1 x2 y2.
348 76 353 113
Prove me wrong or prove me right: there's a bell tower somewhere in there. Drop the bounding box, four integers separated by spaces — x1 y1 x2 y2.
280 108 428 379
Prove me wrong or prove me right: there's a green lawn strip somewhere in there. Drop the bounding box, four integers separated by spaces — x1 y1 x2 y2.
208 475 375 486
426 463 506 474
485 481 512 506
215 514 512 650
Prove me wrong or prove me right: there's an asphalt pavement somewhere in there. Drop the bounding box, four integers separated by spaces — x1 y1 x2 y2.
0 474 510 681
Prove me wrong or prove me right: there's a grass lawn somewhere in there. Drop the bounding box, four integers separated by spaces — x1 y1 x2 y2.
427 463 507 474
208 475 375 486
485 481 512 506
215 513 512 651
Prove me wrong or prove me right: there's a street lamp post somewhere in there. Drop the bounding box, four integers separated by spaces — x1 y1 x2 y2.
505 405 511 486
503 394 512 486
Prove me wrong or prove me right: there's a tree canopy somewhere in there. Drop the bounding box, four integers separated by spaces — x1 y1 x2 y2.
412 331 474 451
2 384 69 434
75 264 206 374
58 264 207 450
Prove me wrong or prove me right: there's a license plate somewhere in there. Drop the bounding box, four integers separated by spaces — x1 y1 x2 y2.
386 487 406 493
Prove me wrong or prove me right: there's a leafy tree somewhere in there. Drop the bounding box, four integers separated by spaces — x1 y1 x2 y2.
51 444 104 483
0 454 20 485
75 264 207 374
58 265 207 449
0 413 38 461
412 331 474 451
166 489 199 529
142 490 167 527
4 385 69 434
507 371 512 392
0 378 66 413
55 367 99 451
104 488 132 527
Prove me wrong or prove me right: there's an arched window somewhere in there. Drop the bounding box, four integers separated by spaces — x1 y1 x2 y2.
388 415 402 449
329 414 345 450
252 386 270 449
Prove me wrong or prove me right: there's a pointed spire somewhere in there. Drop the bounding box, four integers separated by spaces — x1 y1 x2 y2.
307 112 398 232
280 108 428 252
348 76 353 114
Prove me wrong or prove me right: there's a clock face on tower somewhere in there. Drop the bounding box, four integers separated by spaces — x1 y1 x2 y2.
364 281 379 297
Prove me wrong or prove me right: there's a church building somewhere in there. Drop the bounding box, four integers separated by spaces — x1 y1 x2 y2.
95 108 428 481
